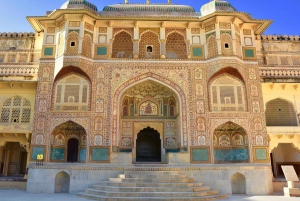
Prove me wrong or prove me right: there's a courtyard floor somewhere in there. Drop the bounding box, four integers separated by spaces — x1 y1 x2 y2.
0 190 299 201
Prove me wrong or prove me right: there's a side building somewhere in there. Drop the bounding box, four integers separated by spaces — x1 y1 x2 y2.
0 32 42 177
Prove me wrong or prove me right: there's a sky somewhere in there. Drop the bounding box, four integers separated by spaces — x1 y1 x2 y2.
0 0 299 35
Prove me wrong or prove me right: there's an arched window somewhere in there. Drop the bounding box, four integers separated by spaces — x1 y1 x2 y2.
210 74 246 112
0 96 31 123
112 31 133 58
166 32 187 59
265 98 298 126
66 31 79 55
54 74 90 111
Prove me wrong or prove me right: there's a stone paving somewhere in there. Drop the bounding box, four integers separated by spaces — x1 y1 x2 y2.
0 190 300 201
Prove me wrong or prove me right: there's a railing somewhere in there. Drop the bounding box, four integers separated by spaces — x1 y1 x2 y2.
0 67 39 77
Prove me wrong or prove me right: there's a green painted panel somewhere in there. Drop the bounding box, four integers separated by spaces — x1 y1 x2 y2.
51 148 65 161
92 148 109 161
97 47 107 55
79 148 86 162
44 47 53 56
256 148 267 160
193 47 203 57
245 49 254 58
192 148 208 162
31 147 44 160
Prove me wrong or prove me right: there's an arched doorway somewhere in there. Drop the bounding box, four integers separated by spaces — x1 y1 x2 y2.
136 127 161 162
67 138 79 162
55 171 70 193
51 121 87 163
231 172 246 194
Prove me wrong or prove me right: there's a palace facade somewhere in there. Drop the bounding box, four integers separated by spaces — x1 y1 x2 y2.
0 0 299 197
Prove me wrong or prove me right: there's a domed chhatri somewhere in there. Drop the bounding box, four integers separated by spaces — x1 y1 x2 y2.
60 0 98 12
201 0 237 17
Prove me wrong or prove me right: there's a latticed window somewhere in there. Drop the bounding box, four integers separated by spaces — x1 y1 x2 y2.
0 96 31 123
210 75 246 112
54 74 90 111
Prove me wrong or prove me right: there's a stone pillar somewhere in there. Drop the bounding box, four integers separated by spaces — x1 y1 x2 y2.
133 40 139 58
78 20 85 54
63 20 69 54
160 40 166 58
160 27 166 58
215 22 221 55
231 23 237 55
133 26 139 58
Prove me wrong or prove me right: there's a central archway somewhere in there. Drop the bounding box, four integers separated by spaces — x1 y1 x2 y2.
136 127 161 162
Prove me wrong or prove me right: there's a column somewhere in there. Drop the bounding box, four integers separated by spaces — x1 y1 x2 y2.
231 23 237 55
133 27 139 58
78 21 85 54
23 133 30 179
215 22 221 55
160 27 165 58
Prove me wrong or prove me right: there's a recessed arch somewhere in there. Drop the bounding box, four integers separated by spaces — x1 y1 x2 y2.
55 171 70 193
112 31 133 58
213 121 249 164
111 73 188 149
166 31 187 59
0 96 31 123
265 98 298 126
208 72 247 112
51 121 86 162
231 172 246 194
139 31 160 59
52 71 91 112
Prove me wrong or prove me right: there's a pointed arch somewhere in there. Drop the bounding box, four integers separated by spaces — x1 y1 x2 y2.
66 31 79 55
82 33 92 58
52 70 91 112
207 34 218 58
112 30 133 58
51 121 87 163
213 121 249 163
139 31 160 59
166 32 187 59
221 33 233 56
111 73 187 147
209 72 247 112
265 98 298 126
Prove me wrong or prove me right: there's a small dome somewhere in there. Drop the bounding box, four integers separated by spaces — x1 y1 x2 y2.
60 0 98 12
201 0 237 17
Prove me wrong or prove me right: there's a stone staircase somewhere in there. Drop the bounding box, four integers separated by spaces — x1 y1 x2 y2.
77 170 227 200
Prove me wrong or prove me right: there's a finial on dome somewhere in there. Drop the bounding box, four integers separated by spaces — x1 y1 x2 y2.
168 0 171 4
125 0 128 4
146 0 150 4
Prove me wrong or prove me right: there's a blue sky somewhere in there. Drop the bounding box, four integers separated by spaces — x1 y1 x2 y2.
0 0 298 35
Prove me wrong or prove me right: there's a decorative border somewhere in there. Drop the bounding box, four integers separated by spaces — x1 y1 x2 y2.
30 145 46 161
42 45 56 58
94 44 110 59
190 146 210 164
253 146 270 163
90 146 110 163
190 45 205 59
50 146 66 162
242 46 257 60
